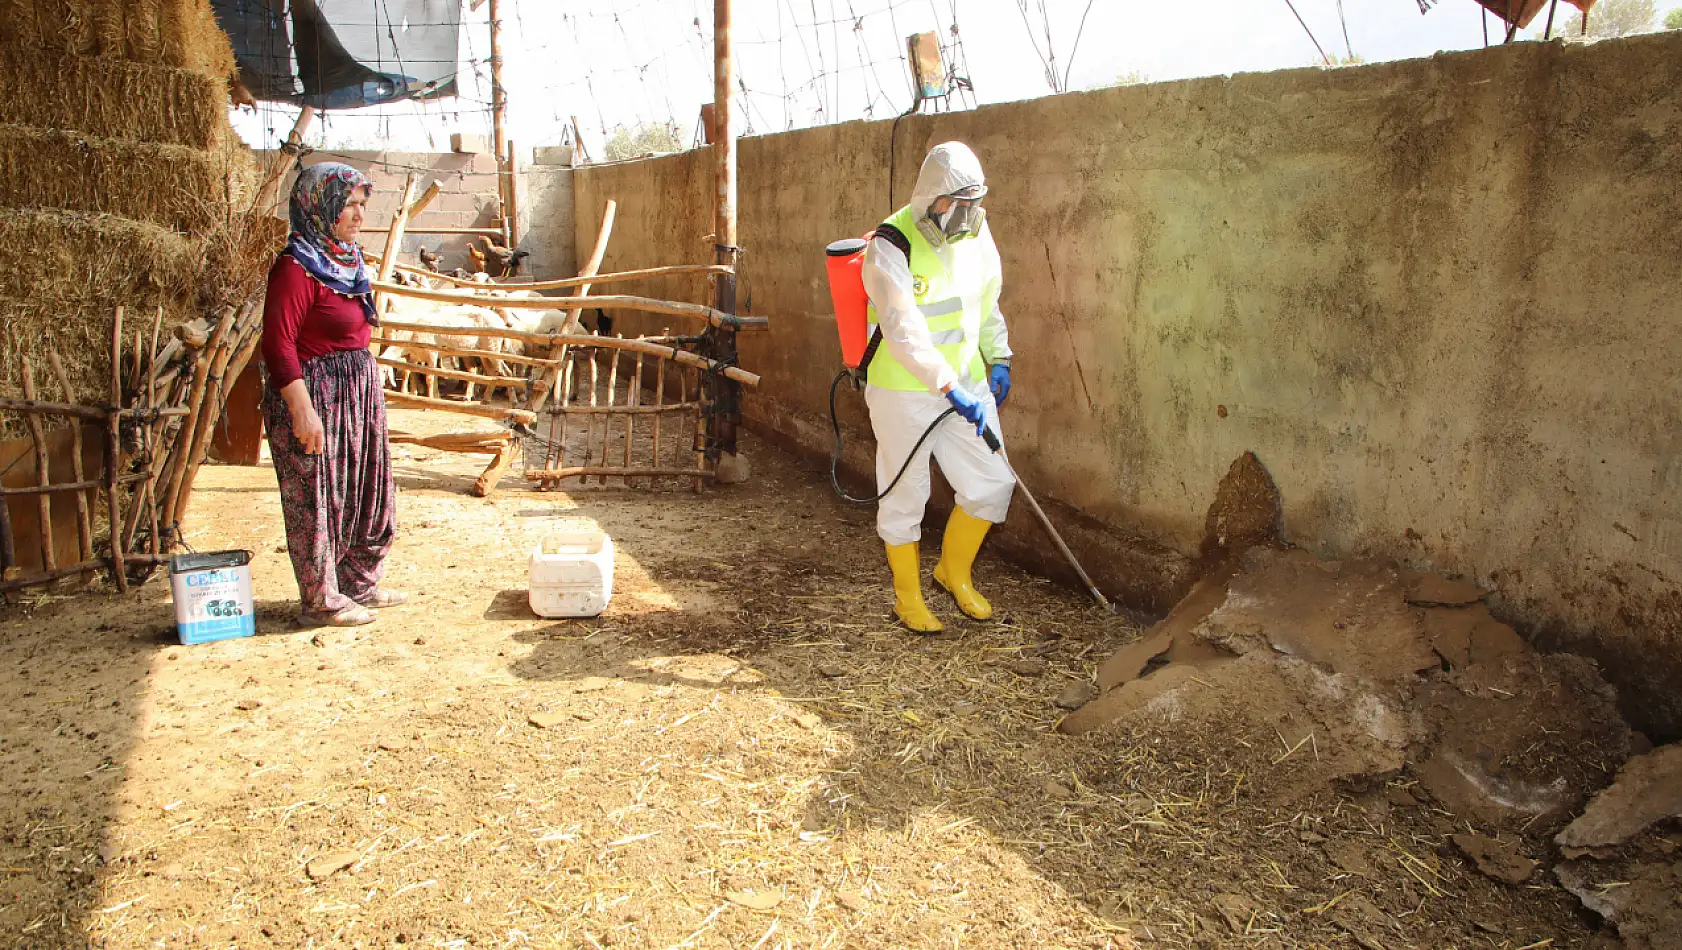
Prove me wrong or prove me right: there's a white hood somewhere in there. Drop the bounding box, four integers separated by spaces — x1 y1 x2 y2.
908 142 987 219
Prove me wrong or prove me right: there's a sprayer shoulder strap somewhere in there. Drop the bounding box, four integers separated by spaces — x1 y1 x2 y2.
873 222 912 259
857 222 909 374
858 325 884 371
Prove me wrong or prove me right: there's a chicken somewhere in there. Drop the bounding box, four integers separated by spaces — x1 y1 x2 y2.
473 236 532 278
418 247 442 272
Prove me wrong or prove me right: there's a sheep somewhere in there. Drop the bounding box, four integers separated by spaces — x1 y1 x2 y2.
378 297 514 401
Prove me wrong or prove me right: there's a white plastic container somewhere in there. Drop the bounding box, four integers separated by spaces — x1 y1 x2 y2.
529 531 615 618
169 550 256 645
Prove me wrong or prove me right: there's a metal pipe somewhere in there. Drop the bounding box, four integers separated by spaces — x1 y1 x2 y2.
981 428 1110 610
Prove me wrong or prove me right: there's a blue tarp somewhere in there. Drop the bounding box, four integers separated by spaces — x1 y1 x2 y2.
212 0 463 110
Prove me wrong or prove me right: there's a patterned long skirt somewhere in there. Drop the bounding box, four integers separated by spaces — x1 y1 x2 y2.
263 349 397 614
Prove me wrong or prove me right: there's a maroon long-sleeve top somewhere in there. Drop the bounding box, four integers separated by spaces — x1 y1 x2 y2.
261 254 373 389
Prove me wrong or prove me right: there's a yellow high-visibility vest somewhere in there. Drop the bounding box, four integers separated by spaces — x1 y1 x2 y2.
865 205 996 392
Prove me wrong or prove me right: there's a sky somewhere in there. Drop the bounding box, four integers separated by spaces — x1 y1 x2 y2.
230 0 1682 158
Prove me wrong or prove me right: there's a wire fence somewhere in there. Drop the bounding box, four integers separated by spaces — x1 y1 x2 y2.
232 0 1494 159
235 0 999 157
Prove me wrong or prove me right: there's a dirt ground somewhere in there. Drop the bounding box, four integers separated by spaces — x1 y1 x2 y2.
0 408 1608 948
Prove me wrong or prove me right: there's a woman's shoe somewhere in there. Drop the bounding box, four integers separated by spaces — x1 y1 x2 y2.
357 589 409 609
300 604 376 627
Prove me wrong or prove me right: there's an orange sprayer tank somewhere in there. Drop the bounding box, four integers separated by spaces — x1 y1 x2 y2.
825 237 870 370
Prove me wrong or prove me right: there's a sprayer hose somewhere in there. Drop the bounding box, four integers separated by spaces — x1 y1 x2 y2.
828 369 956 505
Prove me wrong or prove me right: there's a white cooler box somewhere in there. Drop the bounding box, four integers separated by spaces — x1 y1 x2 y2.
529 531 614 618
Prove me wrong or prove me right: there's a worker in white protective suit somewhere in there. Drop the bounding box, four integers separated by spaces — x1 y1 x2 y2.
860 141 1015 634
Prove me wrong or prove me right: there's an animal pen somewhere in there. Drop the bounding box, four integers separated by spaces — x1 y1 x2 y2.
363 200 764 497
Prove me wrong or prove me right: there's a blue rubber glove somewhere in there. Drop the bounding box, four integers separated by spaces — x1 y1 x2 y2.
945 386 987 436
989 363 1012 406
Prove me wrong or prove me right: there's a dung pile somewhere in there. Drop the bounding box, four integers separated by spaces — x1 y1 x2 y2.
1065 546 1676 943
1552 745 1682 949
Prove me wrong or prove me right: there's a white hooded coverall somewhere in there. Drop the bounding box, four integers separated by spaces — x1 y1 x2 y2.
861 142 1015 546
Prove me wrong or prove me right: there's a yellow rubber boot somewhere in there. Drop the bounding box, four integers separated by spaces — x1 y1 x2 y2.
933 507 995 620
885 542 943 634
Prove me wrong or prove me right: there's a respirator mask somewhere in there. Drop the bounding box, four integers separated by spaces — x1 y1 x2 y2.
926 184 987 243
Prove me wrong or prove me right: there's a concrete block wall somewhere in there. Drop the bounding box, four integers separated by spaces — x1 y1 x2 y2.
565 33 1682 740
271 150 575 279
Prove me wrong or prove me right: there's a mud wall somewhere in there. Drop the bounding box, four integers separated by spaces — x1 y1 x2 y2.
567 33 1682 739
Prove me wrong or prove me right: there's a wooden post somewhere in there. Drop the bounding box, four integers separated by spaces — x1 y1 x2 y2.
374 173 420 319
652 346 666 472
585 349 599 482
46 353 94 567
626 352 643 478
488 0 514 243
260 106 317 217
505 137 521 247
18 359 55 574
528 200 616 416
0 472 13 582
143 327 162 565
706 0 742 464
570 116 591 164
159 308 236 530
603 346 620 486
107 306 127 592
406 180 443 218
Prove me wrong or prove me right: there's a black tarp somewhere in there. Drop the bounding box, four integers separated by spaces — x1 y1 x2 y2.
212 0 462 110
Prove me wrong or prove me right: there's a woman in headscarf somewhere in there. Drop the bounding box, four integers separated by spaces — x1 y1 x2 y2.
261 162 404 627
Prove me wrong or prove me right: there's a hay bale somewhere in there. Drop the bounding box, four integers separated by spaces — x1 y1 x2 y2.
0 209 204 307
0 47 223 149
0 125 226 234
0 1 234 78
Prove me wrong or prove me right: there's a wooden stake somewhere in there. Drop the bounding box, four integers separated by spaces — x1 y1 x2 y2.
149 305 164 378
531 199 614 418
559 353 575 466
0 474 14 583
18 358 55 574
604 345 620 486
142 330 161 566
374 173 421 320
46 353 94 566
653 352 666 472
627 352 643 480
406 180 443 218
258 105 316 216
505 136 521 247
170 306 251 529
107 305 127 592
489 0 511 239
692 369 706 493
159 307 236 532
585 348 600 483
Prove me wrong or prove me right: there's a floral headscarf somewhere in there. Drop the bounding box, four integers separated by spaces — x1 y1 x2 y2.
285 162 377 321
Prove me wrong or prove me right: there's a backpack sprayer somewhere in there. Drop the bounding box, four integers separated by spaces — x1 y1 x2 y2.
822 236 1112 610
